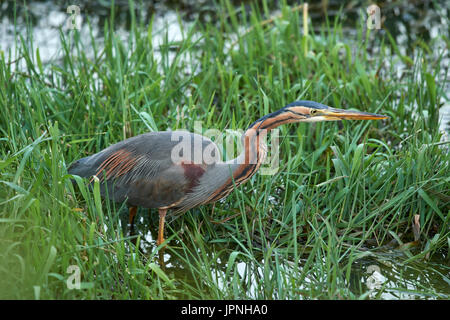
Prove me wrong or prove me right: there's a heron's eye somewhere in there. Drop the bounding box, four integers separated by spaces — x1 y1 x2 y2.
310 109 318 116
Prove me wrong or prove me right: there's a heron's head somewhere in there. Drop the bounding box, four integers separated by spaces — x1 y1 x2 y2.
248 100 388 131
282 100 389 122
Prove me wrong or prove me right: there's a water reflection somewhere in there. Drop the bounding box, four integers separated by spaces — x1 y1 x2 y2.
351 255 449 299
439 102 450 143
117 207 449 299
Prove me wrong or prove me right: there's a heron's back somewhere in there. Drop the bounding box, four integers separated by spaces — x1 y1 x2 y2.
68 131 221 210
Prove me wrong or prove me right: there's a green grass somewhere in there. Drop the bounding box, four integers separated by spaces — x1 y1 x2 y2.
0 0 449 299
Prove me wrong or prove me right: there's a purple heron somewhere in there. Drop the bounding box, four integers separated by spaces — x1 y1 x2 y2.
68 101 387 246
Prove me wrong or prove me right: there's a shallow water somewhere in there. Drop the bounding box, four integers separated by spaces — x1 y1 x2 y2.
117 207 449 299
350 252 449 299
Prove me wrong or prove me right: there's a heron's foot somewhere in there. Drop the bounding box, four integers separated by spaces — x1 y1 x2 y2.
156 208 168 249
129 206 137 226
156 237 166 247
158 248 166 269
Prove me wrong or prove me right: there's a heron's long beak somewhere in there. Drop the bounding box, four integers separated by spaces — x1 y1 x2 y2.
319 108 389 120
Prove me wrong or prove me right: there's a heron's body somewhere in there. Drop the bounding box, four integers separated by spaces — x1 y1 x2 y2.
69 100 387 246
68 131 255 213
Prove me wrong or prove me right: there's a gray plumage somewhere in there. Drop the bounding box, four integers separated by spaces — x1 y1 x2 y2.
68 131 241 213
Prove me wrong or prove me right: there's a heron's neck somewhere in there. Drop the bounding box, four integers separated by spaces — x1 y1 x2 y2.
225 111 292 182
234 127 268 166
246 109 300 131
203 111 294 203
205 129 267 203
234 109 299 164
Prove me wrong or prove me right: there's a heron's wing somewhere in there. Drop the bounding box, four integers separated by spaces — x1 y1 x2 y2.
96 148 189 208
93 148 140 182
69 131 219 209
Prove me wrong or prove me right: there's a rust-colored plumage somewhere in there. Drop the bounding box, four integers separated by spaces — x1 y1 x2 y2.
68 100 388 246
93 149 138 182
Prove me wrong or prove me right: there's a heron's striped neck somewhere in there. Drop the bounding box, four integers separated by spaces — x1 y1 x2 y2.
234 107 307 172
247 108 307 131
205 110 299 203
204 128 267 203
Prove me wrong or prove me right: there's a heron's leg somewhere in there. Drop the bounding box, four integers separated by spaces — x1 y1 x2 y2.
157 208 167 247
129 206 137 226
